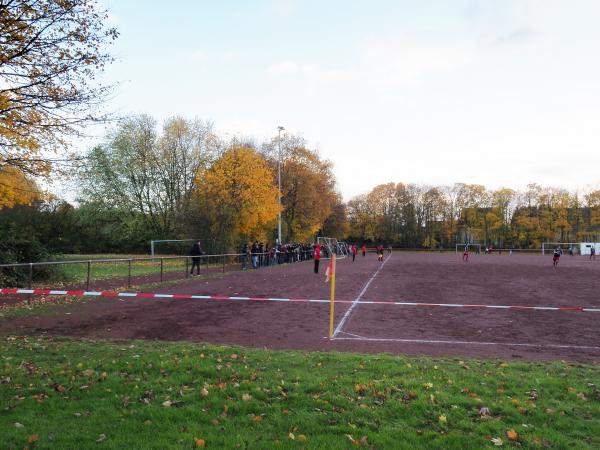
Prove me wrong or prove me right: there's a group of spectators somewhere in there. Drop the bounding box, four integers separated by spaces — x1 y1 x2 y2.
240 242 314 270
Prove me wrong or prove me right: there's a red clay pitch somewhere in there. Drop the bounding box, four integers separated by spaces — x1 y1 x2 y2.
2 252 600 362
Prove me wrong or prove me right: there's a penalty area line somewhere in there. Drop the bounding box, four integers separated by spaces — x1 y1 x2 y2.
330 336 600 351
332 254 391 338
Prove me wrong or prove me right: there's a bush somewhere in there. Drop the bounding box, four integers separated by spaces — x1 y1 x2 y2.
0 224 56 287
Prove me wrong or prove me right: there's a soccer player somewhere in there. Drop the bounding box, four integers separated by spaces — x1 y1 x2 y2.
553 246 562 267
361 244 367 257
377 244 384 262
462 244 469 262
590 246 596 261
313 243 321 274
351 244 357 262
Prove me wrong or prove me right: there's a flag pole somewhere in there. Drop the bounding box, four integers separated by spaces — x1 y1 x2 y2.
328 254 336 338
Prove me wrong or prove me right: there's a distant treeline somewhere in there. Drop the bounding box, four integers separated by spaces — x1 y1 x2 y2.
346 182 600 249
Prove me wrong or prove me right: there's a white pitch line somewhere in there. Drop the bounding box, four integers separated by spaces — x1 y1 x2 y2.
331 336 600 351
332 254 391 338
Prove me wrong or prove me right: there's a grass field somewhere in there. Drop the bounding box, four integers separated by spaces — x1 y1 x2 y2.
1 336 599 449
52 254 188 282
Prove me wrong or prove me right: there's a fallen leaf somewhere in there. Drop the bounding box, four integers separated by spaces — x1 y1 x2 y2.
252 415 262 422
82 369 94 377
200 387 209 397
27 435 39 444
438 414 447 424
162 400 172 407
288 432 295 440
423 382 433 390
121 396 131 408
491 436 503 446
230 354 238 359
577 392 587 401
360 436 368 445
478 407 491 418
297 434 307 442
194 437 205 447
99 372 108 381
242 393 252 401
506 429 519 441
96 434 106 443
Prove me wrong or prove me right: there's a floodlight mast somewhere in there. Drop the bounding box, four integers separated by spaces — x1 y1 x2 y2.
277 126 285 245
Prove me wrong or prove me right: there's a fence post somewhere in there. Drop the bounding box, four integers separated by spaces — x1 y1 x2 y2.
222 255 225 273
128 259 132 288
160 257 164 283
28 263 33 305
185 257 189 278
86 261 91 290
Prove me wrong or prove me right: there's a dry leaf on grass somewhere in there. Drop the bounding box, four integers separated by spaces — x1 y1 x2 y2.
491 436 503 446
194 437 205 447
506 429 519 441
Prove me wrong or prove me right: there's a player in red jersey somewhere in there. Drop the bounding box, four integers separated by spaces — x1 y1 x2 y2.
313 243 321 273
462 244 469 262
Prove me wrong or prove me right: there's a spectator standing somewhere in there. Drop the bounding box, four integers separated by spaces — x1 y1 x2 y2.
189 241 204 276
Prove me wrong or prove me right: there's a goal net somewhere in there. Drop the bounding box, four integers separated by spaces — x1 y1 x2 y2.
455 243 481 254
541 242 579 255
317 237 348 259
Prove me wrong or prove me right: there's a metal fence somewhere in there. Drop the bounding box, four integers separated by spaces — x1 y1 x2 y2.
0 251 313 293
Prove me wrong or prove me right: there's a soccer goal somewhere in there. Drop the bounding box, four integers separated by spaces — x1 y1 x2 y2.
317 237 348 259
455 243 481 254
150 239 199 256
541 242 579 256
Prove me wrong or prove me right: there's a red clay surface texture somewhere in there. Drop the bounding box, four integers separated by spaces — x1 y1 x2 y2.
2 252 600 362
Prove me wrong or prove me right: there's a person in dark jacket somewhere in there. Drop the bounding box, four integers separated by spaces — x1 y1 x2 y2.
190 241 204 275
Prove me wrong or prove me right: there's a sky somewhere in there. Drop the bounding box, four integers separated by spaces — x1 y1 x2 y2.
91 0 600 199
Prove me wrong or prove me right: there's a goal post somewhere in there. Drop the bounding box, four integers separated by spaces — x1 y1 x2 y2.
150 239 199 256
455 243 481 254
317 237 348 259
541 242 580 255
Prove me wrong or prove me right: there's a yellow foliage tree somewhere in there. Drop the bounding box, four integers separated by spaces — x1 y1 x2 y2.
198 147 279 249
0 166 41 208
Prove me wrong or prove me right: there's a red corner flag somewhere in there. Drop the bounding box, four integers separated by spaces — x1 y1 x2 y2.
325 254 336 282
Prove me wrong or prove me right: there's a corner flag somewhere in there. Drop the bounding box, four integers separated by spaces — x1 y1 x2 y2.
327 254 336 337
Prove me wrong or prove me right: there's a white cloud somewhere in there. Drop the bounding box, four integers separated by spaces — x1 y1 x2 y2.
189 50 207 63
265 32 479 93
357 33 477 87
270 0 297 17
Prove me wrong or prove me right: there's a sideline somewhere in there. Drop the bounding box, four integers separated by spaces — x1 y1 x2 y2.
331 333 600 351
332 254 391 338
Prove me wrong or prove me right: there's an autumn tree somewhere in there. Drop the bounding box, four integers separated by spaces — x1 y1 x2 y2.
79 115 217 236
0 0 118 176
0 165 42 208
262 135 340 242
197 146 279 250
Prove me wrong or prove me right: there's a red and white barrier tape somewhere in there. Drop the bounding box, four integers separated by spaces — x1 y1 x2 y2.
1 288 600 313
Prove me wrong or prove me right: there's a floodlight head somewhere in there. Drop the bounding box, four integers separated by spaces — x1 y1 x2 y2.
278 126 285 132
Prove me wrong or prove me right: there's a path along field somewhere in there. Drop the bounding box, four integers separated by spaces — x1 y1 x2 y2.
2 252 600 362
